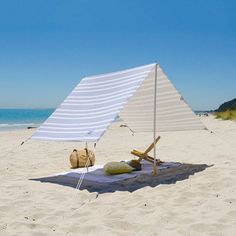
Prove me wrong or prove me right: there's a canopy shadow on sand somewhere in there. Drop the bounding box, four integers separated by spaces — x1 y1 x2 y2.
30 163 212 194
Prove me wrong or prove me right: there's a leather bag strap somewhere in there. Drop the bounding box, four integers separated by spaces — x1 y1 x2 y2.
85 148 92 166
74 149 79 167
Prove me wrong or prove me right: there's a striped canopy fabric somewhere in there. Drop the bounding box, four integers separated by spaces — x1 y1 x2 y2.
31 63 205 142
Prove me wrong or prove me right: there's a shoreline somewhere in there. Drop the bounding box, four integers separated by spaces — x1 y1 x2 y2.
0 125 38 132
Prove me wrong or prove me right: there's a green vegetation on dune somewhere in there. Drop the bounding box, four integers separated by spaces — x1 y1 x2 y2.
215 98 236 121
216 98 236 112
215 110 236 121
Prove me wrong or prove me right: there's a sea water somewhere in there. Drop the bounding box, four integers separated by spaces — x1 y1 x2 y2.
0 109 203 131
0 109 54 130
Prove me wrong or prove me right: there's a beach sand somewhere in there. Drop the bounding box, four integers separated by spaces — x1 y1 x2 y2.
0 115 236 236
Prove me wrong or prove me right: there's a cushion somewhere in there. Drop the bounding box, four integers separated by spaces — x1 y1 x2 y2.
104 162 134 175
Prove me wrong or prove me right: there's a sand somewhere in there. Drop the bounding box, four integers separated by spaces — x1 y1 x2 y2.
0 115 236 236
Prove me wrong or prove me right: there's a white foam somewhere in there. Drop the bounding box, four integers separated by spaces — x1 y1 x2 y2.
0 123 39 130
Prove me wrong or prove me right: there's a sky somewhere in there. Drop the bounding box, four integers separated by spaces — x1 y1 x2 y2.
0 0 235 110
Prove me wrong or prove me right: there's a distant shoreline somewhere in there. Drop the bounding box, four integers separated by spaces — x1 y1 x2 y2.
0 108 54 131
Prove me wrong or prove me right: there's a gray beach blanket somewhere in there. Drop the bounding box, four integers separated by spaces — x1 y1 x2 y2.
54 161 181 183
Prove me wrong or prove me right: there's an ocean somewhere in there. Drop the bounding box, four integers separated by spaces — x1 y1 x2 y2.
0 108 204 131
0 109 54 131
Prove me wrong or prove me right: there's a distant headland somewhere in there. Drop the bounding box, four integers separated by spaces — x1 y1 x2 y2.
215 98 236 120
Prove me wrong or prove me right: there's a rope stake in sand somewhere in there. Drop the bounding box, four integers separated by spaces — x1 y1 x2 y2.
75 142 92 191
20 137 31 146
75 160 89 190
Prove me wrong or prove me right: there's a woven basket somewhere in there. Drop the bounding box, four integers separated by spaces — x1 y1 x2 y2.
69 149 95 168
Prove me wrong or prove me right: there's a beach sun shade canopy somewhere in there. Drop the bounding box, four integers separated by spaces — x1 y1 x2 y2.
31 63 205 142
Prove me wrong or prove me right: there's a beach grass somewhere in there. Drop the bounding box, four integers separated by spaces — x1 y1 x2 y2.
215 110 236 121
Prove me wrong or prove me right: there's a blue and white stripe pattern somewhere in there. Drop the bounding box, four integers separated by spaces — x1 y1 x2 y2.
31 64 155 142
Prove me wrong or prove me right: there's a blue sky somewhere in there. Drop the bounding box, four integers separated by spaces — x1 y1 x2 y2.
0 0 235 110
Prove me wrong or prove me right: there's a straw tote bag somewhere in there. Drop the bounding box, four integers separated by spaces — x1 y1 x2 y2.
69 149 95 168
